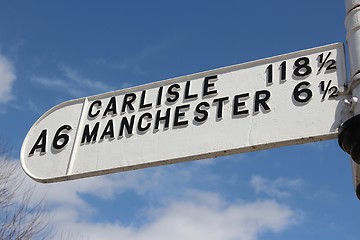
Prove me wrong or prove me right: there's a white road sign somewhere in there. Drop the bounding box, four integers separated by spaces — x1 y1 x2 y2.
21 43 347 183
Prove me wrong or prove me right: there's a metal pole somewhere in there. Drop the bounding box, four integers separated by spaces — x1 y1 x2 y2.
346 0 360 86
339 0 360 199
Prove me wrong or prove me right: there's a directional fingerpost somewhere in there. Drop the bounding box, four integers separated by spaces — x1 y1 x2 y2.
20 43 347 183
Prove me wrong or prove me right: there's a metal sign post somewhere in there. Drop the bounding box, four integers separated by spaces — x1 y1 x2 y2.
21 44 347 183
338 0 360 199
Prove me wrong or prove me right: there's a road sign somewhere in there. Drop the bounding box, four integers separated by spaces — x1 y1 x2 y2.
21 43 347 183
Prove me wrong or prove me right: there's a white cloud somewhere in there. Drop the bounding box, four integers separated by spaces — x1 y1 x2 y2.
8 160 301 240
31 76 69 89
60 65 114 93
31 65 115 98
24 164 212 209
250 175 303 198
0 54 16 105
31 76 85 98
48 191 299 240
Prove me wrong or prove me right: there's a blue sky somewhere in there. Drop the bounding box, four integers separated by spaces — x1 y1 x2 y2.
1 0 360 239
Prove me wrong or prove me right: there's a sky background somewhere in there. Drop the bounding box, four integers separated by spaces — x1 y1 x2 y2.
1 0 360 239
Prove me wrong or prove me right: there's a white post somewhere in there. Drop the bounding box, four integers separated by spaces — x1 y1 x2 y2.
342 0 360 199
346 0 360 88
